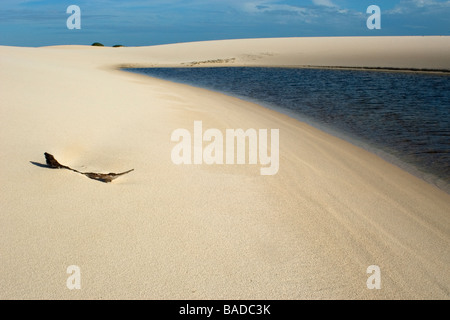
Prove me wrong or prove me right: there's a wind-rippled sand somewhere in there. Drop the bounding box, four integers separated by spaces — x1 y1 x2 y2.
0 37 449 299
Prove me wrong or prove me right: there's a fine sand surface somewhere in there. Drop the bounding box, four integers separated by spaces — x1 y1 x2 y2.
0 37 449 299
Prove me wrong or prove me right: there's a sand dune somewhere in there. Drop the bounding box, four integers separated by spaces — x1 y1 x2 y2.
0 37 449 299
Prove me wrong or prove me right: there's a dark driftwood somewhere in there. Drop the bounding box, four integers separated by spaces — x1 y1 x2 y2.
44 152 134 183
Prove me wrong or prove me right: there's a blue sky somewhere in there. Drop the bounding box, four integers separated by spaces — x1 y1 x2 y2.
0 0 449 47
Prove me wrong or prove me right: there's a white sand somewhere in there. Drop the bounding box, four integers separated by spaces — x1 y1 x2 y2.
0 37 449 299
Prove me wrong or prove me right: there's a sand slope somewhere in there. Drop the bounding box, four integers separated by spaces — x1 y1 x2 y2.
0 37 449 299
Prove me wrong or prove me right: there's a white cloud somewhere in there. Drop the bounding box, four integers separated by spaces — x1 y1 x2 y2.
312 0 337 7
412 0 446 6
243 2 308 15
387 0 450 14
